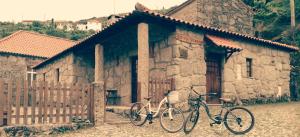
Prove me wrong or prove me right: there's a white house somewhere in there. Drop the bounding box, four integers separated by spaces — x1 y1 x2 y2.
76 23 88 31
86 20 102 31
56 21 74 31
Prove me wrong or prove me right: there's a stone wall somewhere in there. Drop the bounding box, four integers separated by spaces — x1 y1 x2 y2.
0 54 44 82
169 0 254 36
103 25 178 105
223 42 291 100
36 52 75 83
170 26 291 102
104 48 137 105
35 51 94 84
169 28 207 101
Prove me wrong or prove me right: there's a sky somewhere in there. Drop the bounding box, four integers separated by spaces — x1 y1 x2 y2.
0 0 186 22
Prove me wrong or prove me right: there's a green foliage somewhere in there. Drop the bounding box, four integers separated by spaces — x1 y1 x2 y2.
243 0 300 99
241 94 290 105
4 126 39 137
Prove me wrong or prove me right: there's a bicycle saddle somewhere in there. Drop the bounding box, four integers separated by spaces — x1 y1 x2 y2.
144 97 152 101
219 98 233 103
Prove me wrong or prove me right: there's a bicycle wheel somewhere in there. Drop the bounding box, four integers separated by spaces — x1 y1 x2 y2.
183 110 199 134
160 108 185 133
224 107 255 135
129 102 147 126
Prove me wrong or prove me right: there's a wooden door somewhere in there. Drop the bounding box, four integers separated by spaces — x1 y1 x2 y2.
131 56 138 103
206 54 222 104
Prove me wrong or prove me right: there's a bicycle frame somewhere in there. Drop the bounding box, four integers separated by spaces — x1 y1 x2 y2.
191 98 237 124
199 102 228 122
138 97 169 118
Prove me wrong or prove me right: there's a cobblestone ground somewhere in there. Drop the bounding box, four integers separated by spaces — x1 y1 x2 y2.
58 102 300 137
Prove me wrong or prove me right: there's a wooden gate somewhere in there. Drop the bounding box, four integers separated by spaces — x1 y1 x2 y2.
0 80 94 126
148 78 175 106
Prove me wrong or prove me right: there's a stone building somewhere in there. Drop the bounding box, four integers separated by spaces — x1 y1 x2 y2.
166 0 254 36
0 30 75 83
33 2 298 113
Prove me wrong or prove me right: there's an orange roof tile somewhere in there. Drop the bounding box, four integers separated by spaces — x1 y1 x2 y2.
0 30 75 58
205 35 243 51
33 3 299 69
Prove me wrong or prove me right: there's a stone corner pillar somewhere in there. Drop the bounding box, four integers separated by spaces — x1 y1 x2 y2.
137 22 149 102
93 44 105 125
92 81 105 125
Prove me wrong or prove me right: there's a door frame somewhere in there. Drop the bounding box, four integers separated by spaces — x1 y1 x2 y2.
130 56 138 103
205 52 224 104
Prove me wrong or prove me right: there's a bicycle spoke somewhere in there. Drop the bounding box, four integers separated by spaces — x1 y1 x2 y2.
129 102 148 126
183 110 199 134
160 108 185 133
224 107 255 135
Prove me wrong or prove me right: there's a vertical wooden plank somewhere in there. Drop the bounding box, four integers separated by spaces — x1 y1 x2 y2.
7 80 12 125
56 83 61 123
23 80 29 125
49 82 54 123
158 78 161 106
43 82 48 123
69 84 73 123
31 81 36 124
148 79 151 97
80 84 86 119
89 84 95 123
62 83 67 123
137 82 141 102
103 82 106 122
15 80 21 124
154 79 158 106
160 78 164 105
38 81 43 124
171 78 175 91
0 80 4 126
75 84 80 118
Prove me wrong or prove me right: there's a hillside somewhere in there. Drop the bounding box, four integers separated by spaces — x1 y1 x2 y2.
0 21 96 41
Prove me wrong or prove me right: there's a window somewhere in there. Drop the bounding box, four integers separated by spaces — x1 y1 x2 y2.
246 58 252 77
55 68 60 82
26 66 36 86
179 48 188 59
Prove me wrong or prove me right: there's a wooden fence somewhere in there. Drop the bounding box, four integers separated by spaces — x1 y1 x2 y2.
148 78 175 106
0 80 94 126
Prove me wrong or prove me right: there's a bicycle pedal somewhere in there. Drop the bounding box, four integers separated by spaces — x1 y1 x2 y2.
149 121 153 124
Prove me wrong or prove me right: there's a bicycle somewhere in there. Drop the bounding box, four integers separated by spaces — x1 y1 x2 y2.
129 90 185 133
184 86 255 135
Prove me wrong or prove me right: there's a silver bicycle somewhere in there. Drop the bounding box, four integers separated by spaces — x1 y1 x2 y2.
129 90 185 133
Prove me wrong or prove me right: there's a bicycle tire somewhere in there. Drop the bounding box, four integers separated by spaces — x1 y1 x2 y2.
183 110 199 134
160 108 185 133
129 102 148 126
224 107 255 135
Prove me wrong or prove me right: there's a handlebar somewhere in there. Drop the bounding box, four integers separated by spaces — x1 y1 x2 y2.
190 86 218 97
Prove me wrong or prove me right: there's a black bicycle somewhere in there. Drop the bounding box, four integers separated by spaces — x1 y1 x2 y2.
184 86 255 135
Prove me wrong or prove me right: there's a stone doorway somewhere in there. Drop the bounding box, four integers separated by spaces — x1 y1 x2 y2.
206 53 222 104
131 56 138 103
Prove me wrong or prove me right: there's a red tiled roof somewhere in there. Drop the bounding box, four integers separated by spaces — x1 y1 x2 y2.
0 30 75 58
33 3 299 69
132 5 298 51
205 35 243 51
